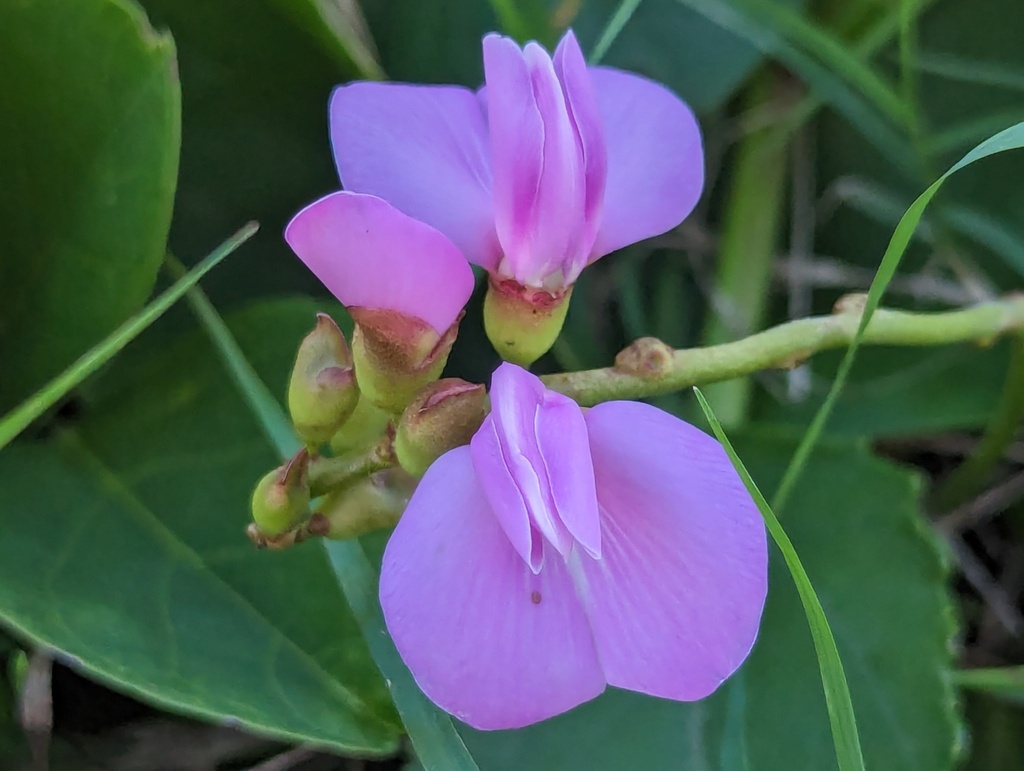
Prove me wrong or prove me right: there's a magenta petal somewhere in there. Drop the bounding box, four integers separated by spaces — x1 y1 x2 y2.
484 35 585 286
284 192 474 333
580 401 767 701
553 30 607 280
380 447 606 730
329 83 501 270
535 389 601 558
589 67 704 259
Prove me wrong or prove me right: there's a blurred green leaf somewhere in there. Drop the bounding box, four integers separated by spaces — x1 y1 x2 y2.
268 0 385 79
0 0 180 412
0 299 400 754
137 0 356 306
672 0 917 171
573 0 803 113
362 0 497 85
963 693 1024 770
461 430 958 770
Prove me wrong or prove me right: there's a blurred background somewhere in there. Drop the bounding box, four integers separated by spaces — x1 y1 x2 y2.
2 0 1024 768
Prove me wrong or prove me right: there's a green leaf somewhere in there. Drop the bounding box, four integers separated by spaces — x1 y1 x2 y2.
0 0 181 412
136 0 358 307
267 0 385 80
0 299 400 754
174 289 480 770
694 390 864 771
0 225 256 452
775 119 1024 512
461 430 958 770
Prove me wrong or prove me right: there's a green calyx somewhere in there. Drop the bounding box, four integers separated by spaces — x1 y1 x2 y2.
483 277 572 366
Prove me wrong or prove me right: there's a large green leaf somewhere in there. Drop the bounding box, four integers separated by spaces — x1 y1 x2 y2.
137 0 355 306
0 299 400 754
460 431 959 770
0 0 180 411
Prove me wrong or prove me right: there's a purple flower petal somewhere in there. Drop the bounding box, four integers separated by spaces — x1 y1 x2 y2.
380 447 606 730
329 83 501 270
579 401 767 701
553 30 607 282
535 388 601 559
589 67 704 260
484 35 586 287
284 191 474 333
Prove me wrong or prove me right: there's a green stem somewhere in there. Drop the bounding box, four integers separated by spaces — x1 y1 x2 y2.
543 294 1024 405
932 332 1024 510
701 71 790 427
309 438 395 497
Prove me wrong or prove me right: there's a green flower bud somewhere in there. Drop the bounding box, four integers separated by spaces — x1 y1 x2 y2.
329 394 392 457
395 379 487 477
317 470 414 540
483 277 572 367
288 313 359 448
249 450 310 537
349 307 461 414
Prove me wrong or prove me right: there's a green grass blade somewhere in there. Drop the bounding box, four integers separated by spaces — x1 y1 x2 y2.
693 387 865 771
676 0 917 173
955 666 1024 704
176 272 480 771
0 223 258 451
773 120 1024 512
588 0 645 65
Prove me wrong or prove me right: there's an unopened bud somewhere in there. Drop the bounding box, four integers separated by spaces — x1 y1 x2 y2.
395 379 486 477
317 466 417 536
250 450 310 536
318 470 414 540
483 277 572 367
329 395 392 457
349 308 462 414
288 314 359 447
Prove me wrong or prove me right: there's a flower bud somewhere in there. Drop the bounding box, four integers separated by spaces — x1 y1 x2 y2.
250 450 310 537
483 277 572 367
395 379 487 477
288 314 359 448
349 308 462 414
317 470 414 540
329 395 392 457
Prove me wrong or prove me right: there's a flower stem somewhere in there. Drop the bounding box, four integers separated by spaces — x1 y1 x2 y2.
309 435 396 497
543 294 1024 405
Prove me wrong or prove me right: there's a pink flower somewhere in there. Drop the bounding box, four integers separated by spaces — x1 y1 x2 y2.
285 191 476 412
285 191 473 335
330 30 703 293
380 363 768 730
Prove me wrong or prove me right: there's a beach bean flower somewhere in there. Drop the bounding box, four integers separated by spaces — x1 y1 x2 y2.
379 363 768 730
286 191 475 413
330 30 704 365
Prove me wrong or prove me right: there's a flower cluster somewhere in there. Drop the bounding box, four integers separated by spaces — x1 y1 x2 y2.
267 29 768 731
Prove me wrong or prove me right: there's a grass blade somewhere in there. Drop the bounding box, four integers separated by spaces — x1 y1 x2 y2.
588 0 645 65
175 271 480 771
0 223 258 451
676 0 917 174
693 387 865 771
773 121 1024 512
